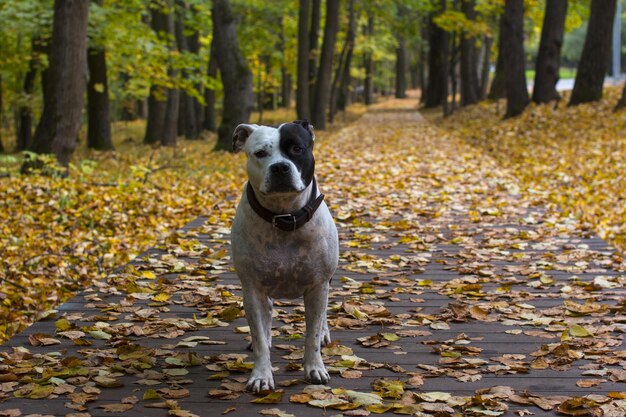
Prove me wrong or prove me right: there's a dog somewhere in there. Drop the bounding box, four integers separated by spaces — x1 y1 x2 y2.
230 120 339 393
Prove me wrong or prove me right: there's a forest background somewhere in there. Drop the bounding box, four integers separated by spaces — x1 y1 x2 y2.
0 0 625 343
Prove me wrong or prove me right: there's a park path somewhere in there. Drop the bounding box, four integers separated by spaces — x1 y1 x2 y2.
0 98 624 416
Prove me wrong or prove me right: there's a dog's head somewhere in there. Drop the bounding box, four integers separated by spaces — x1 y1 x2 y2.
233 120 315 195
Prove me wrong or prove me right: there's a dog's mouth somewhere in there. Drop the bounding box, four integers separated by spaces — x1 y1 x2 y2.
262 185 304 195
263 177 304 195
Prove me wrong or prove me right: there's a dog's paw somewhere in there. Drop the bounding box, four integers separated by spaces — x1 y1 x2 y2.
246 370 275 393
304 364 330 385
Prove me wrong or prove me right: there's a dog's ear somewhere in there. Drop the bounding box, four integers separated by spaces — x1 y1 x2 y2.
232 124 258 153
292 120 315 141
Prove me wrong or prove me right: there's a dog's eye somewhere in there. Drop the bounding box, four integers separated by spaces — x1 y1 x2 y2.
291 146 304 155
254 150 268 158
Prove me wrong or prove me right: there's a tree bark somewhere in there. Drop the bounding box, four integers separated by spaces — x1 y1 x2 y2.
212 0 254 150
460 0 479 106
145 1 170 144
424 4 447 108
569 0 617 105
502 0 529 118
0 75 3 153
488 16 506 100
336 0 356 111
329 0 355 121
311 0 340 129
26 0 89 169
87 46 114 150
296 0 311 119
144 85 167 144
175 1 200 140
532 0 568 103
308 0 322 112
614 81 626 111
478 35 492 99
144 0 179 146
363 15 374 105
395 36 407 98
17 38 44 151
203 38 217 132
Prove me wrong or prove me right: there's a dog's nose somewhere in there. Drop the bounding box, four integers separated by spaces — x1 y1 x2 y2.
270 162 291 174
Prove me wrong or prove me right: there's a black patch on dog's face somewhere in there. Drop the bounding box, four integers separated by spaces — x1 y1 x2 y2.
278 122 315 187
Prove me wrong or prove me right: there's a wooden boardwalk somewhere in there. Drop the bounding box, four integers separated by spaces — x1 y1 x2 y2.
1 105 625 416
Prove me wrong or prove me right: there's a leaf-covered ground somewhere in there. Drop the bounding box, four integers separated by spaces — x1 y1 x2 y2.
437 88 626 252
0 96 624 416
0 108 364 343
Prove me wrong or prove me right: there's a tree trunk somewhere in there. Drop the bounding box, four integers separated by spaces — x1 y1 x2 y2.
278 16 292 108
460 0 479 106
478 35 492 99
488 16 506 100
614 81 626 110
502 0 529 118
87 46 114 150
296 0 311 119
569 0 617 105
329 0 355 121
144 86 167 144
395 36 407 98
144 0 179 146
0 75 3 153
532 0 567 103
212 0 254 150
311 0 340 129
363 15 374 105
26 0 89 169
337 0 356 111
175 1 200 140
424 4 447 108
17 38 44 151
308 0 322 112
203 38 217 132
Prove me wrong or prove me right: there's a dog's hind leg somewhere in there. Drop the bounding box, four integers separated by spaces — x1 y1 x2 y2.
242 286 274 392
320 308 331 346
303 283 330 385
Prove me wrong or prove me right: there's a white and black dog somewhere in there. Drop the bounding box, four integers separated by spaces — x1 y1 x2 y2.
231 120 339 393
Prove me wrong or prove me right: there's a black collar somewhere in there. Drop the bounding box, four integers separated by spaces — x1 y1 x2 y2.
246 178 325 232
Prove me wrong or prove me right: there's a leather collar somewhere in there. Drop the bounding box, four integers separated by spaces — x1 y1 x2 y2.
246 178 325 232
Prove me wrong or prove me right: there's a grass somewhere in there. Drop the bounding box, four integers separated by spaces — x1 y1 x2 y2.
525 67 577 82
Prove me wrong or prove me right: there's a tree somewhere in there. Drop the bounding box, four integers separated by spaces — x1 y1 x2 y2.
144 0 180 146
175 1 201 140
212 0 254 150
308 0 322 112
17 38 46 151
488 15 505 100
87 45 114 150
532 0 568 104
460 0 479 106
311 0 340 129
26 0 89 168
424 2 447 108
296 0 311 120
569 0 617 105
395 35 407 99
502 0 528 118
329 0 356 121
203 38 217 132
363 15 375 105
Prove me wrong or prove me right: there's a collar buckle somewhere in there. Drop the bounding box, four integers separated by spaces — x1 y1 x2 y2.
272 213 297 231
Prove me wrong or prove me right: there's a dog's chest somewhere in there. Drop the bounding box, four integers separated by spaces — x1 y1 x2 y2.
232 202 337 299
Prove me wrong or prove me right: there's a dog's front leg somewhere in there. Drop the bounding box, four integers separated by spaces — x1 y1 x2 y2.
303 283 330 385
242 285 274 392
